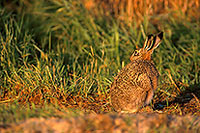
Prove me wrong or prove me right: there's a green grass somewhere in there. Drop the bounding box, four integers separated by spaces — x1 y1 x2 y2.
0 0 200 125
0 102 84 124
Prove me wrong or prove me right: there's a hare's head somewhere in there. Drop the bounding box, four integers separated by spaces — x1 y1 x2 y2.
130 32 163 61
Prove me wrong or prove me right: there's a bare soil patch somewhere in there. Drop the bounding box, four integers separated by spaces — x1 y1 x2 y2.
1 113 200 132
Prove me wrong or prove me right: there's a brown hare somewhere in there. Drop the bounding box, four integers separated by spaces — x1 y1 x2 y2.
110 32 163 113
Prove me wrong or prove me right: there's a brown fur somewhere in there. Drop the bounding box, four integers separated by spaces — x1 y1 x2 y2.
110 32 163 113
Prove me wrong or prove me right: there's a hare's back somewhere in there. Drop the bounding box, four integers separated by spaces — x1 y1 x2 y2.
115 60 157 85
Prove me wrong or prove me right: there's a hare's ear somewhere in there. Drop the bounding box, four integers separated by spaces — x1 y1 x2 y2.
143 34 154 49
152 31 163 50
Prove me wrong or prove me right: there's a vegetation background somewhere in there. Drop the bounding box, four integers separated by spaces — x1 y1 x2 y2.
0 0 200 132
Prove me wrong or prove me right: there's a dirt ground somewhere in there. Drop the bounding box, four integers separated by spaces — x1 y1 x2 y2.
1 85 199 132
1 113 200 133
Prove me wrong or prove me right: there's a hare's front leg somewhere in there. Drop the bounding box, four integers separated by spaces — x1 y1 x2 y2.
144 90 154 105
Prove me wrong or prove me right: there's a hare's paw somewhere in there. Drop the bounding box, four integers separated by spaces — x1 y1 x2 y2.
121 108 139 113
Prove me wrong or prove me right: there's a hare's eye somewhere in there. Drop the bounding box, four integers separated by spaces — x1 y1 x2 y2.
134 50 139 56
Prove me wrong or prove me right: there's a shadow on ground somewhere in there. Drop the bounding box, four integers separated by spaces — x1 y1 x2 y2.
154 84 200 115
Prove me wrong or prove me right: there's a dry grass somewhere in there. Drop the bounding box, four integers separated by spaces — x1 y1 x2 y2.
82 0 200 24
